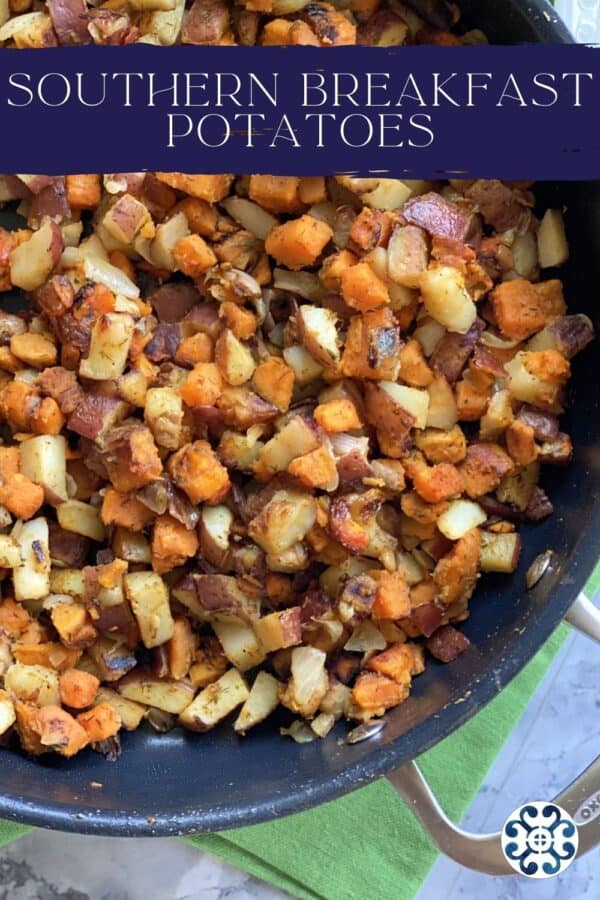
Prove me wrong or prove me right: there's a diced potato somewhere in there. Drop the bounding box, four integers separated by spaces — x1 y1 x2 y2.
437 500 487 541
426 375 458 430
505 351 569 411
198 504 233 568
297 305 340 365
57 500 105 542
420 266 477 334
19 434 68 505
480 531 521 573
139 0 185 45
49 567 85 599
537 209 569 269
118 671 194 714
96 687 146 730
79 313 135 380
248 490 317 555
0 690 16 736
10 218 62 291
215 329 256 386
387 225 428 287
479 390 514 441
283 344 323 384
5 663 60 707
497 462 540 512
254 607 302 653
255 415 320 477
211 616 266 672
124 571 174 648
179 667 249 732
362 179 412 210
12 517 50 602
151 212 190 271
512 231 538 279
379 381 429 429
144 387 183 450
0 534 21 568
310 711 335 738
234 671 280 734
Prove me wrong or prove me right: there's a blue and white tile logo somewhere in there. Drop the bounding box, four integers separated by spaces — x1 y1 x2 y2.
501 802 579 878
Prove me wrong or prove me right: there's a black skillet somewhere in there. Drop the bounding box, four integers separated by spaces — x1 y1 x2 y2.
0 1 598 869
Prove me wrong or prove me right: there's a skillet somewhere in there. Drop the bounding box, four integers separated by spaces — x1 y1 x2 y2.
0 0 598 873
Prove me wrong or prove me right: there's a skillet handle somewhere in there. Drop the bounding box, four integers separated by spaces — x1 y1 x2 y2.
386 591 600 875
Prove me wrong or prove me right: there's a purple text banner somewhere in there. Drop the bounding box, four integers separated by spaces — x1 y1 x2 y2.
1 44 599 178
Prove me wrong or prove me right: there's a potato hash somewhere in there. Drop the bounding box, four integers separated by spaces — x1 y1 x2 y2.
0 0 484 49
0 172 593 758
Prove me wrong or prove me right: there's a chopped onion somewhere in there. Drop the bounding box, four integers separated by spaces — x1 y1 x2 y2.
480 331 521 350
280 720 316 743
221 196 277 240
83 255 140 299
344 621 386 652
437 500 487 541
273 268 324 302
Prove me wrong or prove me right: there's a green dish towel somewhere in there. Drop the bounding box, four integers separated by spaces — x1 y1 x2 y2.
0 565 597 900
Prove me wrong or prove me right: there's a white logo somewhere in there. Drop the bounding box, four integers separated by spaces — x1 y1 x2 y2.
501 801 579 878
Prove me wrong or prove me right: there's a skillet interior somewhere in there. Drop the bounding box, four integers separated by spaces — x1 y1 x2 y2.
0 0 598 836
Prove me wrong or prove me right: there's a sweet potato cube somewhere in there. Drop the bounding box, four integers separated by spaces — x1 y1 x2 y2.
288 445 338 491
152 514 199 574
490 278 566 341
371 571 411 620
265 215 332 270
0 446 20 478
66 175 101 209
76 701 121 742
180 362 223 408
314 398 361 433
252 356 295 411
367 642 424 683
173 234 217 278
219 301 257 341
249 175 302 214
175 333 214 367
59 669 99 709
154 174 233 203
36 705 89 757
101 488 155 532
411 462 464 504
0 474 44 519
167 440 230 505
352 672 409 713
341 262 390 311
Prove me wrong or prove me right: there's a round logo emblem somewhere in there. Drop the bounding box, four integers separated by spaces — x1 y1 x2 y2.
501 802 579 878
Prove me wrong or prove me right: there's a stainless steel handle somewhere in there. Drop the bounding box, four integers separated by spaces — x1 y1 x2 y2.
386 591 600 875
